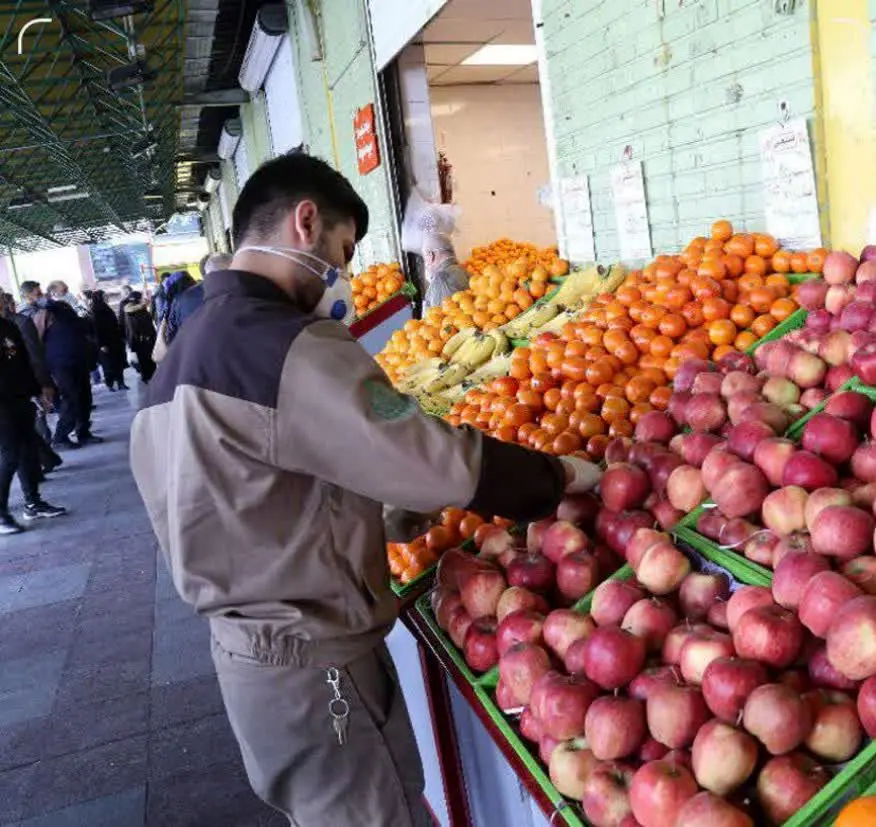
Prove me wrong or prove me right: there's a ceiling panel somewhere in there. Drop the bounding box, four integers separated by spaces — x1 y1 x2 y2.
430 65 521 86
424 43 481 66
491 21 536 45
498 64 540 84
427 65 451 81
434 0 533 21
422 19 507 44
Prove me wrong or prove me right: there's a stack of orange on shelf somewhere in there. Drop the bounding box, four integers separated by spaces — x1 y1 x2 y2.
376 239 570 385
445 220 824 459
386 508 513 585
463 238 566 280
352 261 405 317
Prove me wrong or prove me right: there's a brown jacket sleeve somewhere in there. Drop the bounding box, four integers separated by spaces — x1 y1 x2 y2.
273 321 565 520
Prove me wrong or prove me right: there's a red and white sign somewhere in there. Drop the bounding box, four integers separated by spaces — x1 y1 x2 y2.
353 103 381 175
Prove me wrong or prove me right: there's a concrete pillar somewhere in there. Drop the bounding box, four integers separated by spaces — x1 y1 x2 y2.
77 245 97 289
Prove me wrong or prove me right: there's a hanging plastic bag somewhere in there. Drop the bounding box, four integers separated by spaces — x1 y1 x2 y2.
401 188 460 254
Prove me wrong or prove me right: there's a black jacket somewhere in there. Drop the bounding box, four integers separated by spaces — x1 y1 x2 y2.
0 316 40 403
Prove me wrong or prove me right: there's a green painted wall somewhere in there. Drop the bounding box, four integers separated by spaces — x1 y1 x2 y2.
286 0 399 265
541 0 817 261
240 93 272 170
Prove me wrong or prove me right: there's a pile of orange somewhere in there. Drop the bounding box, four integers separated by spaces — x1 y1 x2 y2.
352 262 404 317
387 508 512 584
376 239 570 385
445 221 819 458
463 238 565 278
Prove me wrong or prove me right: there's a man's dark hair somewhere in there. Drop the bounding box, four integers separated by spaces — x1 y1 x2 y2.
232 152 369 249
20 280 40 295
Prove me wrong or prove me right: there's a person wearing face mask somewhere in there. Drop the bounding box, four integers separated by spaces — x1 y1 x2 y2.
129 152 601 827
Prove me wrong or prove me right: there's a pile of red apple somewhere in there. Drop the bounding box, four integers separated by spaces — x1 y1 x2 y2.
791 247 876 387
479 530 876 827
430 497 626 674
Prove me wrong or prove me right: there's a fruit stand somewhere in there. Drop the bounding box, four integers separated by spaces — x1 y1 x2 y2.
381 229 876 826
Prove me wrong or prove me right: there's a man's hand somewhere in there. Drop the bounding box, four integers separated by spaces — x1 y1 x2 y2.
383 506 443 543
560 456 602 494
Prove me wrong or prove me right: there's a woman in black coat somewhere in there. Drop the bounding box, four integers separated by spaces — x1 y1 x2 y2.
86 290 128 390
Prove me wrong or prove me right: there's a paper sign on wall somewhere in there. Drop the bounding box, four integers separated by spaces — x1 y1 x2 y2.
354 104 381 176
759 118 822 250
558 176 596 263
611 161 653 261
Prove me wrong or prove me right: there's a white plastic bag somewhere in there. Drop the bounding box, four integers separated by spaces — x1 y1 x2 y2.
401 188 460 254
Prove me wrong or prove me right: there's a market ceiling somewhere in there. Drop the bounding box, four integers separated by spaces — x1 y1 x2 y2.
0 0 262 252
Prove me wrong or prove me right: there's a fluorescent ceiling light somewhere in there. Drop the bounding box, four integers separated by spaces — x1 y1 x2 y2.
462 44 538 66
47 191 90 203
47 184 77 194
7 196 35 211
238 5 287 93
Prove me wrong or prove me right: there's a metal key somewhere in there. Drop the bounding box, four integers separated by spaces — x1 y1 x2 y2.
326 667 350 747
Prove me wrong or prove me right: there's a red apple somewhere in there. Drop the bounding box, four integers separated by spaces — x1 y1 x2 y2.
761 375 800 407
804 487 854 531
679 572 730 621
719 517 760 550
578 625 646 690
691 719 758 796
496 586 550 622
591 578 645 626
696 509 728 541
726 585 775 632
765 339 797 375
640 737 670 763
622 598 678 652
539 734 561 764
856 675 876 737
679 433 724 468
607 510 655 558
802 413 859 464
772 551 831 610
756 753 829 824
821 329 853 365
541 520 589 563
625 528 667 568
808 644 860 690
743 683 813 754
674 359 713 393
797 278 831 309
760 485 808 538
712 462 770 518
852 444 876 489
548 736 599 799
646 684 710 749
648 453 685 498
585 696 646 760
634 540 691 595
526 519 552 553
826 390 873 428
433 589 463 630
707 600 729 629
459 565 506 618
662 622 713 666
478 528 515 562
556 492 600 526
530 670 599 740
726 421 775 463
506 553 555 594
635 411 677 444
519 705 541 741
686 393 727 433
675 792 754 827
701 447 739 491
668 390 692 426
701 657 769 722
651 499 684 530
601 463 652 512
495 609 545 656
743 532 779 567
799 571 863 637
447 606 473 648
436 547 484 591
727 391 760 425
841 555 876 594
629 665 681 701
692 371 723 395
680 629 736 684
580 761 637 827
853 341 876 385
498 642 551 705
666 465 707 512
772 532 814 568
556 551 600 602
463 616 500 671
826 595 876 680
721 370 762 399
753 438 797 487
542 608 596 659
826 364 856 392
788 350 828 389
495 678 517 713
783 450 839 490
803 689 862 762
732 604 803 668
739 401 790 433
629 760 698 827
604 436 633 465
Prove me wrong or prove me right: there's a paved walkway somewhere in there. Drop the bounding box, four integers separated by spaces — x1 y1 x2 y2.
0 381 283 826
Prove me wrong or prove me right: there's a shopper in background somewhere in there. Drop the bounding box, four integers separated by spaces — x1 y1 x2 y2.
18 281 99 450
420 231 469 310
130 151 601 827
0 311 66 534
151 269 196 362
86 290 129 391
46 280 86 316
119 287 157 382
166 253 233 341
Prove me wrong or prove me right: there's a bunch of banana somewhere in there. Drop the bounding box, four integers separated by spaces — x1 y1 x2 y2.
395 357 445 395
461 352 513 388
530 307 583 336
441 327 478 361
449 329 509 369
544 263 606 309
423 362 472 394
414 391 451 418
502 301 561 339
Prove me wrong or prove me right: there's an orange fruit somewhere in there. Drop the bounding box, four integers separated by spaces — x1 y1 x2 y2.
751 314 777 338
734 331 758 351
747 287 776 314
681 302 705 328
708 319 737 346
765 273 790 297
702 297 731 322
744 255 768 277
711 219 733 242
649 386 672 411
601 396 631 424
835 796 876 827
808 248 827 273
730 303 755 328
772 249 792 273
790 252 809 274
725 235 755 258
609 419 634 438
711 344 736 362
770 297 798 322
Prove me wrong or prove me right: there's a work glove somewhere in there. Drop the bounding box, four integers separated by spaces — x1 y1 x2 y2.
560 456 603 494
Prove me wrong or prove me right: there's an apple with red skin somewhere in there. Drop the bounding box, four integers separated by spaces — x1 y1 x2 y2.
756 753 829 825
789 350 828 389
691 718 758 796
648 453 686 498
646 684 710 749
586 695 646 761
662 622 713 666
606 510 655 558
743 683 813 754
548 737 599 799
677 571 729 621
853 341 876 385
851 442 876 483
692 371 723 395
804 487 854 531
651 499 684 530
696 509 728 541
799 571 863 637
635 411 677 444
679 432 724 467
591 578 645 626
726 391 760 426
826 390 874 428
625 528 667 568
857 676 876 737
578 625 646 689
842 556 876 594
436 547 486 590
557 492 600 526
826 595 876 680
463 617 500 671
628 665 681 701
506 553 555 594
447 606 474 648
725 421 776 464
701 657 769 722
753 438 797 487
743 532 779 567
675 792 754 827
674 359 713 393
496 609 545 656
701 447 739 490
685 393 727 433
580 761 637 827
621 598 677 652
634 540 691 595
680 629 736 684
739 401 790 433
593 542 625 578
495 678 517 713
604 437 632 465
803 689 863 762
707 600 730 629
496 586 550 622
519 706 542 741
541 520 589 563
811 505 875 560
761 375 800 407
478 529 515 563
666 465 707 512
530 670 599 740
726 585 775 632
459 565 506 618
542 608 596 659
808 644 860 690
526 519 552 553
639 738 670 763
802 413 859 465
498 642 551 705
772 551 831 610
601 463 652 512
668 390 691 426
771 532 814 567
433 589 463 631
539 734 561 764
761 486 809 537
556 551 600 602
782 450 839 490
721 370 762 399
712 462 770 519
719 517 759 550
732 604 803 668
629 759 698 827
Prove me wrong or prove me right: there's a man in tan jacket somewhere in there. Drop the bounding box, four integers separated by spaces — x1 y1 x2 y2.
130 153 600 826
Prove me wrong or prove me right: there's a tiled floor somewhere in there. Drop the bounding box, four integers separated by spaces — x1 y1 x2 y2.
0 380 284 826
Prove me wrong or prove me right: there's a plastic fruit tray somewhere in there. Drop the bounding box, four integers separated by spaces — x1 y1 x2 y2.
744 307 808 354
390 537 476 598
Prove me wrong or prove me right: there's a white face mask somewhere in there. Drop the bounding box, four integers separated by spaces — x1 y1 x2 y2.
237 245 354 324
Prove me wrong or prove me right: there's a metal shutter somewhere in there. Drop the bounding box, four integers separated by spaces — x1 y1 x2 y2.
264 36 303 155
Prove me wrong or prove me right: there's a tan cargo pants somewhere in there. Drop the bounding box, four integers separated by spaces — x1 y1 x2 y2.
211 637 431 827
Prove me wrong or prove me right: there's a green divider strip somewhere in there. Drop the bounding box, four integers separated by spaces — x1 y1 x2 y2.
674 526 772 585
745 307 808 354
415 590 481 686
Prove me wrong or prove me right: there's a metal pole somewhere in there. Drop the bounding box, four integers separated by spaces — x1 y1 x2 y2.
7 247 21 300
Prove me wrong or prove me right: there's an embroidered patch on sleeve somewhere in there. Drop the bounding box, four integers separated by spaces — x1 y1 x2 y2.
364 379 417 421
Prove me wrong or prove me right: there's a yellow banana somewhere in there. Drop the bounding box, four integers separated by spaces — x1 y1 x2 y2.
441 327 477 360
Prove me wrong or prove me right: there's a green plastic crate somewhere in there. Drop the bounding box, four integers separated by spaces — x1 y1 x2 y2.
414 589 483 686
390 537 476 598
674 525 772 585
785 378 867 441
745 307 808 354
787 271 821 284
